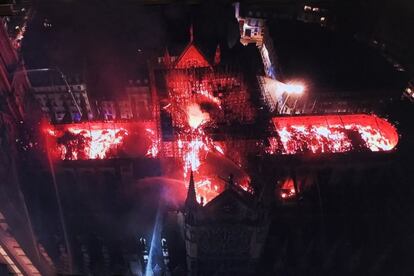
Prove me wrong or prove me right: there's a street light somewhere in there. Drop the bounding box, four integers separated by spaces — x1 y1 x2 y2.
283 82 305 95
279 82 305 114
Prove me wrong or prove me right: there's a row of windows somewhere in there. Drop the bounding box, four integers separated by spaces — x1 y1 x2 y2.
35 94 88 105
33 85 85 92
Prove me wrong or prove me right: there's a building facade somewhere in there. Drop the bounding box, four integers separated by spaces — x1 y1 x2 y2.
30 79 93 123
0 16 54 275
183 173 269 275
98 80 152 121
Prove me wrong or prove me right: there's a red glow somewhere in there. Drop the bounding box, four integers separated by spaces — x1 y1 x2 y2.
176 102 251 203
65 127 127 160
145 128 160 158
175 44 211 69
182 142 221 203
279 178 296 199
164 47 255 203
187 103 210 129
178 103 223 203
271 114 398 154
46 122 159 160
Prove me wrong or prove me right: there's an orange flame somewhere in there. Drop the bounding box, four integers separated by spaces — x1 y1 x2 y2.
145 128 160 158
46 122 159 160
178 103 226 203
187 103 210 129
279 178 296 199
58 127 128 160
271 115 398 154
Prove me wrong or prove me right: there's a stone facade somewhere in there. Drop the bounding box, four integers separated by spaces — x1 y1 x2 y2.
183 174 269 275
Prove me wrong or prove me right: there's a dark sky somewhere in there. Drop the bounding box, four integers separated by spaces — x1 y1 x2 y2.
268 19 407 92
22 1 237 98
21 0 414 98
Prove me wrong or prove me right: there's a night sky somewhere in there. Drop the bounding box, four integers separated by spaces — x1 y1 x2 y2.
22 0 414 99
22 1 238 98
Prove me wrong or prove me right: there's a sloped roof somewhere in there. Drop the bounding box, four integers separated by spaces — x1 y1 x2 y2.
204 185 255 210
196 185 259 224
174 42 211 69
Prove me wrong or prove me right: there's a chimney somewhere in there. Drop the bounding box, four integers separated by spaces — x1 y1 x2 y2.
214 44 221 65
189 23 194 43
164 48 171 67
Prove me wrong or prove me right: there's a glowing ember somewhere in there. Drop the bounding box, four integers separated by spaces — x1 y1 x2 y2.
180 137 209 175
145 128 160 158
187 103 210 129
178 103 228 203
279 178 296 199
271 114 398 154
198 89 221 106
182 104 212 179
180 136 221 203
164 54 256 202
178 132 228 203
352 125 394 151
46 122 158 160
55 127 128 160
214 144 225 155
194 179 214 205
277 125 352 154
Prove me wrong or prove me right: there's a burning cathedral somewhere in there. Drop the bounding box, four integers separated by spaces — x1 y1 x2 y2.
41 26 400 275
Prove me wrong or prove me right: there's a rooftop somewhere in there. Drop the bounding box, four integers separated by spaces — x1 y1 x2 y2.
27 69 84 87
